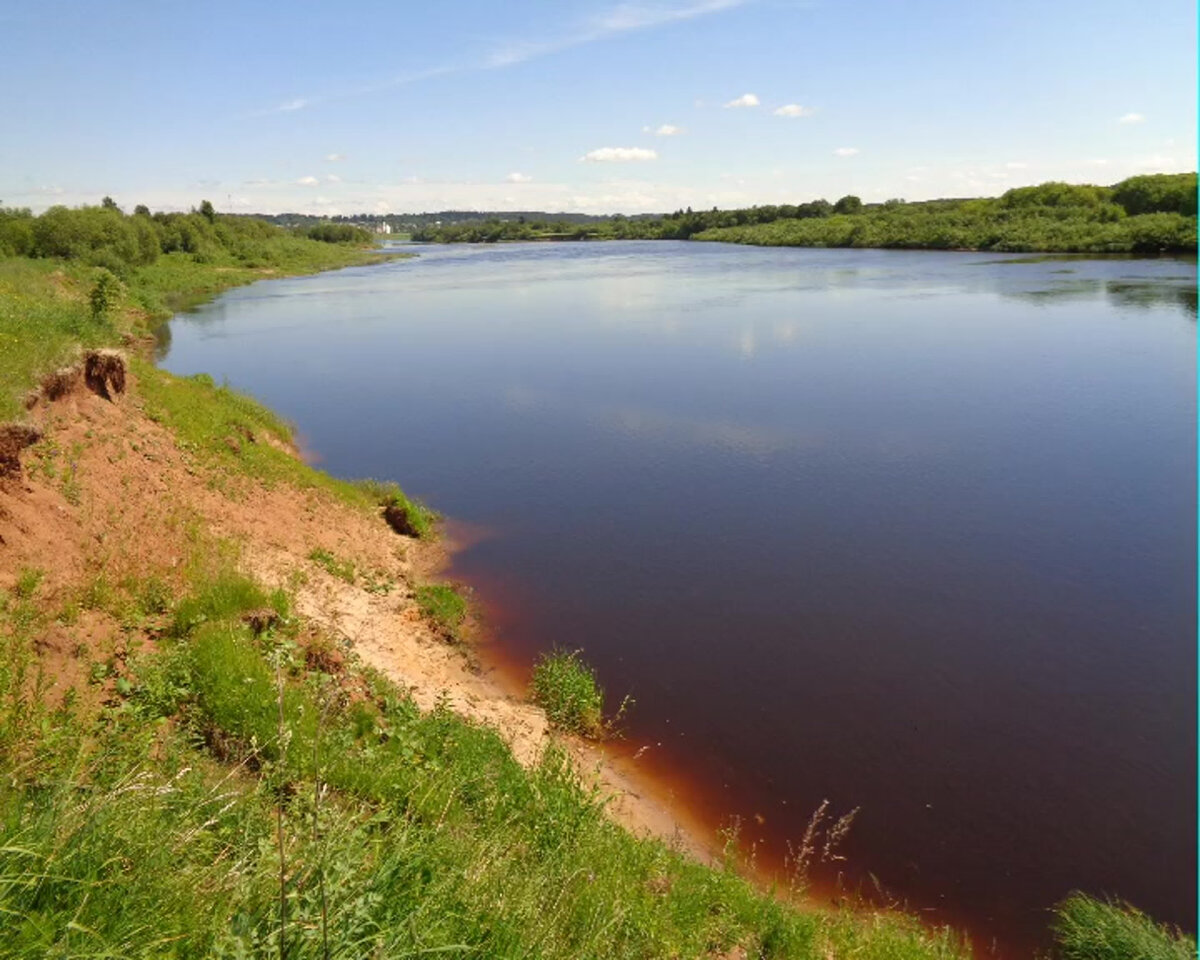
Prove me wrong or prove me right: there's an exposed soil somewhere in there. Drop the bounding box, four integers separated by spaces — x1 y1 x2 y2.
0 367 713 863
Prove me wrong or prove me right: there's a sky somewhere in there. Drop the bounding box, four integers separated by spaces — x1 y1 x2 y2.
1 0 1196 215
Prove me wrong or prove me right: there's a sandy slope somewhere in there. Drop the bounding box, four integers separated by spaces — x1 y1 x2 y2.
0 366 713 863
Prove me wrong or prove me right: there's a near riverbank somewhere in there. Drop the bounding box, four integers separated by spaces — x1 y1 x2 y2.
0 201 1192 959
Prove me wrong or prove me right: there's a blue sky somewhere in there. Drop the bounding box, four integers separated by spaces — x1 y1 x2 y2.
2 0 1195 214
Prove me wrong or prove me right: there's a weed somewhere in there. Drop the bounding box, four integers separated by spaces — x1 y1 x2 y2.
14 567 44 599
413 582 468 640
530 649 606 738
308 547 356 584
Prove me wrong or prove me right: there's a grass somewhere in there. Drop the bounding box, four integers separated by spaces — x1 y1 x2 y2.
414 582 469 639
308 547 357 584
1051 893 1196 960
354 478 439 540
0 239 396 423
529 649 607 738
0 557 976 960
0 259 109 420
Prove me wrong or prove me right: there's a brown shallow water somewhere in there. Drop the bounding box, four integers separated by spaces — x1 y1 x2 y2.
163 242 1197 956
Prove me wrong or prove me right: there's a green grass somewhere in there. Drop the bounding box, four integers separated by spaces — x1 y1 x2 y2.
529 649 607 738
354 478 439 540
414 582 469 639
128 246 392 319
1052 893 1197 960
308 547 357 583
0 259 110 419
0 559 976 960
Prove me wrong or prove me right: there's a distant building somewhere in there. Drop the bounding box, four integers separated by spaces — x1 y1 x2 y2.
375 222 392 235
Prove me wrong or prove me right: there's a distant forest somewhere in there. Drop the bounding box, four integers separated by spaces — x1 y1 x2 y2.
405 174 1197 253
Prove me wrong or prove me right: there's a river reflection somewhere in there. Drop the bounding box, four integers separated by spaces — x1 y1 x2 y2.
162 242 1196 956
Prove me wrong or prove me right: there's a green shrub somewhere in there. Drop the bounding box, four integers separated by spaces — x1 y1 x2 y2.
88 267 123 320
1052 893 1196 960
530 649 606 738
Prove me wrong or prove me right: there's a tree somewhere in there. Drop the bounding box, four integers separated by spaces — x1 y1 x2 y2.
834 195 863 215
133 204 151 217
101 196 119 210
198 199 216 223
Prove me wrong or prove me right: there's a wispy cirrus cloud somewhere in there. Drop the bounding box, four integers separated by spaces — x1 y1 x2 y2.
833 146 859 157
580 146 658 162
296 175 319 186
645 123 685 136
506 172 534 183
1117 112 1145 124
257 1 753 115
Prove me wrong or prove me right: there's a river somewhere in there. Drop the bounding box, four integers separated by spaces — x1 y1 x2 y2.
161 240 1196 956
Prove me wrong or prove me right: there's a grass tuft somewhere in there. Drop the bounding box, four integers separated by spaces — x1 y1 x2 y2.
413 582 468 640
530 649 607 738
1052 893 1197 960
354 478 439 540
308 547 356 584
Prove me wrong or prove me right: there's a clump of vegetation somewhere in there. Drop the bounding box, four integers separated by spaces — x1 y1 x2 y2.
1052 893 1196 960
354 478 438 539
413 582 468 639
530 649 607 738
308 547 356 583
87 267 123 320
306 222 372 244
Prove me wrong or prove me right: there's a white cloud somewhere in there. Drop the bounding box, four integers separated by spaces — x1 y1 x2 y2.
773 104 813 118
326 153 345 162
1117 112 1145 124
644 123 684 136
724 93 759 108
506 172 533 183
278 98 308 112
1004 161 1029 170
833 147 859 157
325 174 342 183
580 147 658 162
296 175 319 186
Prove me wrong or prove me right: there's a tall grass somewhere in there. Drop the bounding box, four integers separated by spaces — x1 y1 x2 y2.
530 649 607 738
0 560 975 960
1052 893 1197 960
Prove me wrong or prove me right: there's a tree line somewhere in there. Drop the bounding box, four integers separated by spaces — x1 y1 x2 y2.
412 173 1197 253
0 199 372 277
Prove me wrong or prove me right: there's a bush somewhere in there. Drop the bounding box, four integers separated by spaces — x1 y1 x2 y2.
530 649 606 738
88 268 123 321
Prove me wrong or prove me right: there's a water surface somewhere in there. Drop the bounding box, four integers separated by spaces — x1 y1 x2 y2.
162 242 1196 955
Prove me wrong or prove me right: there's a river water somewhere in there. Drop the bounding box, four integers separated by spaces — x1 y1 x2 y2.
161 241 1196 955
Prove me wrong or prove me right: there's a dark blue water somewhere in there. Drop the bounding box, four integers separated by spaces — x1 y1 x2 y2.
161 242 1196 955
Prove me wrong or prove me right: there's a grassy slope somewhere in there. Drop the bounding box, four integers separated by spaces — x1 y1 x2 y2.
0 248 1192 959
0 241 390 421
